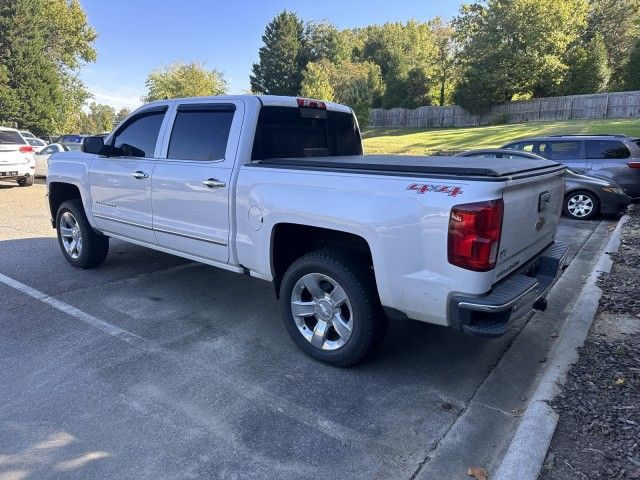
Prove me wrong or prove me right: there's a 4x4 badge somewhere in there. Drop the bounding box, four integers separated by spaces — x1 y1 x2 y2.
407 184 463 197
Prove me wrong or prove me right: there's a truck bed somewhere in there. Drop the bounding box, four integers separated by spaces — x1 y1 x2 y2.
252 155 564 180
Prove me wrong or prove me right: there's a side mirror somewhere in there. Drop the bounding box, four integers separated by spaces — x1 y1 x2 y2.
82 136 106 155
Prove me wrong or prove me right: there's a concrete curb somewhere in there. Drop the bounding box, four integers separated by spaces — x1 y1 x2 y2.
494 215 629 480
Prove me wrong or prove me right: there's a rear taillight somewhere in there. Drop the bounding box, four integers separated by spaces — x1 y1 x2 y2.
297 98 326 109
627 161 640 169
19 145 33 153
448 199 504 272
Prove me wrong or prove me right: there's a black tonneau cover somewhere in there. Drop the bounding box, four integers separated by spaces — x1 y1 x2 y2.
254 155 563 179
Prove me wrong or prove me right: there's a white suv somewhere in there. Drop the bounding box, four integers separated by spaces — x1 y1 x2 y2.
0 126 36 186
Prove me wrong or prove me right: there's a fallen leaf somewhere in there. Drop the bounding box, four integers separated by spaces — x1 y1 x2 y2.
614 378 625 386
511 408 524 417
467 467 488 480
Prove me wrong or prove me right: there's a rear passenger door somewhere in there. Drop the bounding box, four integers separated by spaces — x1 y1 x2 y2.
151 100 243 263
537 140 586 172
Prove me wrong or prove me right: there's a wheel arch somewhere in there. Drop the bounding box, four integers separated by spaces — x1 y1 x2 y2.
270 223 374 298
48 182 83 228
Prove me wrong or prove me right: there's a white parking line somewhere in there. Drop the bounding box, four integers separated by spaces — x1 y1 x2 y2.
0 272 142 343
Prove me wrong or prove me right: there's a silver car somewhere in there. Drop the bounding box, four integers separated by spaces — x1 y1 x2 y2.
34 143 67 177
502 135 640 199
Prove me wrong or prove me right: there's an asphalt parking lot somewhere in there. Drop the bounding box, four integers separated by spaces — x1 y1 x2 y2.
0 180 614 479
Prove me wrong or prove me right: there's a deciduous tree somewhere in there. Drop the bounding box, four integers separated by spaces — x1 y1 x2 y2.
143 61 227 102
0 0 96 135
300 63 334 101
624 38 640 91
587 0 640 89
453 0 589 113
429 17 457 106
563 34 611 95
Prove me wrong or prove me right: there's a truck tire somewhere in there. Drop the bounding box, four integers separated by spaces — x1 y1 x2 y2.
563 190 600 220
56 199 109 269
280 250 387 366
17 176 34 187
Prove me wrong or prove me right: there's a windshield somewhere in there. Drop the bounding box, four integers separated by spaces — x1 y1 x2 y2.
251 106 362 160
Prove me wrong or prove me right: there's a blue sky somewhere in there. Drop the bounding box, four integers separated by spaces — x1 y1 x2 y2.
79 0 465 111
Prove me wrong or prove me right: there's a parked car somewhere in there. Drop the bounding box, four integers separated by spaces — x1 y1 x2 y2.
0 126 36 186
502 135 640 199
26 137 47 152
34 143 67 177
19 130 37 140
58 134 86 152
47 95 568 366
457 149 630 220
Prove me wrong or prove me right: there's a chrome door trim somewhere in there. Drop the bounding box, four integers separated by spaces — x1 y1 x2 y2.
93 213 151 230
93 214 227 246
153 226 227 246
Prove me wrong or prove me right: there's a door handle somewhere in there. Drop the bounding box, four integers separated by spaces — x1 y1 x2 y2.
131 170 149 180
202 178 226 188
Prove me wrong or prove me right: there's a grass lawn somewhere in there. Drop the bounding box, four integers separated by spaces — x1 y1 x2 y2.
362 118 640 155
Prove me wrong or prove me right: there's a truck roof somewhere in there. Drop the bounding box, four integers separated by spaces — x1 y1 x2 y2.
141 95 353 113
254 155 564 180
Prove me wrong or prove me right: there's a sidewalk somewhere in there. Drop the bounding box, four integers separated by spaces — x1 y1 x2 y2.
540 205 640 479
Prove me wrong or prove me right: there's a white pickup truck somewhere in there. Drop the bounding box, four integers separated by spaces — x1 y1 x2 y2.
47 95 568 366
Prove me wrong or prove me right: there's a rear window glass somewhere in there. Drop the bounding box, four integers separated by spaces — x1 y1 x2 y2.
251 106 362 160
60 135 84 143
0 130 26 145
538 141 581 160
168 105 234 161
585 140 631 159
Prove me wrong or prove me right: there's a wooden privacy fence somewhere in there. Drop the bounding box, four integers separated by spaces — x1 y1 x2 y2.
369 90 640 128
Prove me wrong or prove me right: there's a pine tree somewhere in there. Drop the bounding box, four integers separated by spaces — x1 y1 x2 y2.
250 11 306 95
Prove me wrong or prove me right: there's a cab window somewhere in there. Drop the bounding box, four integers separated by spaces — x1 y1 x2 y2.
111 108 167 158
167 104 235 161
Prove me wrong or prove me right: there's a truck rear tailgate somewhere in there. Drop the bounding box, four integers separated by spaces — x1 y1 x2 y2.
493 170 565 282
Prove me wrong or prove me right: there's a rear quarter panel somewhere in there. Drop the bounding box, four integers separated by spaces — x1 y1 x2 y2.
235 166 507 325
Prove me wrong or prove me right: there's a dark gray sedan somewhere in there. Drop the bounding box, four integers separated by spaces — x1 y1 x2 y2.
457 149 630 220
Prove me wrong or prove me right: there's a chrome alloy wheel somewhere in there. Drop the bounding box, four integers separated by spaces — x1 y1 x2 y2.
290 272 353 350
59 211 83 259
567 194 594 218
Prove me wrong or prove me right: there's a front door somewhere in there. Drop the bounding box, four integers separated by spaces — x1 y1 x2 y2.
89 106 168 244
151 101 242 263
